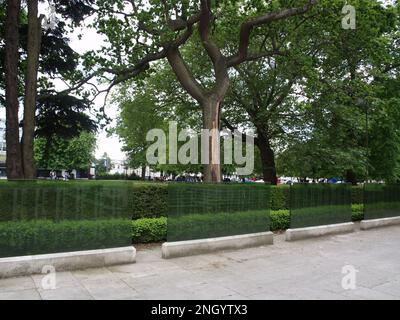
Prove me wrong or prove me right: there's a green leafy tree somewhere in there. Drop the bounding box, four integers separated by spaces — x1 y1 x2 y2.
114 86 165 179
35 131 96 171
88 0 318 182
1 0 96 179
276 0 399 183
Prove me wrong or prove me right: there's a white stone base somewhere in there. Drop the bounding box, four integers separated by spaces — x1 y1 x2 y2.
162 232 273 259
360 216 400 230
0 246 136 279
285 222 355 241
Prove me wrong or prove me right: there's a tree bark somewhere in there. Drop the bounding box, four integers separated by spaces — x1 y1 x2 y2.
345 169 357 186
256 132 278 185
4 0 24 180
22 0 42 180
141 165 146 180
202 96 222 183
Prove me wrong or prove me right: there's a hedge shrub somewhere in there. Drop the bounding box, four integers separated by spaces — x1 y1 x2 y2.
0 207 369 256
270 186 290 210
130 204 367 243
351 186 364 204
0 181 369 252
132 217 167 243
351 204 364 221
0 181 366 221
168 210 269 241
270 210 290 231
269 185 364 210
131 184 168 219
0 219 132 258
0 181 168 221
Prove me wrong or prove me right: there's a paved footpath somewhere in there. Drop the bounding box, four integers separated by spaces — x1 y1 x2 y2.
1 224 400 300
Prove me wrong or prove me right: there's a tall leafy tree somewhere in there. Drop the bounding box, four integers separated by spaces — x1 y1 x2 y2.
1 0 96 179
34 130 96 171
276 0 400 183
4 0 23 179
90 0 317 182
114 81 166 179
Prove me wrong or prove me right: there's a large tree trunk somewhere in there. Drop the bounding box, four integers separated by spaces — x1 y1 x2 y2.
256 132 277 185
202 96 222 183
345 169 357 186
4 0 24 180
141 165 146 180
21 0 42 180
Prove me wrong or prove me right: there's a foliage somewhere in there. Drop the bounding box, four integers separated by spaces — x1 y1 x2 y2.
0 219 131 258
168 210 270 241
351 204 364 221
270 210 291 231
113 79 168 173
275 0 400 182
271 186 291 210
94 153 112 176
95 172 141 181
132 217 167 243
34 131 96 170
0 180 168 220
129 203 365 244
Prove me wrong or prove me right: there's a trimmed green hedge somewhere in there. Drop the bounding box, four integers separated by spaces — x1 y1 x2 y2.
132 185 167 219
131 205 365 243
132 217 167 243
270 185 363 209
270 186 290 210
0 219 132 257
270 210 290 231
0 181 368 252
351 204 364 221
351 186 364 205
168 210 270 242
0 181 168 221
0 181 364 220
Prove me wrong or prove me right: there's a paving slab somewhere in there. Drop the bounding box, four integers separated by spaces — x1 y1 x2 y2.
0 225 399 300
38 285 94 300
0 289 41 300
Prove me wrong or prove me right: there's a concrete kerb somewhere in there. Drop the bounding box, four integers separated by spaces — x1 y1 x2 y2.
0 246 136 279
161 231 273 259
360 216 400 230
285 222 356 241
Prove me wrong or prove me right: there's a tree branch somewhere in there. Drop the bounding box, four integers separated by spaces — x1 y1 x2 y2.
227 0 317 67
166 47 205 103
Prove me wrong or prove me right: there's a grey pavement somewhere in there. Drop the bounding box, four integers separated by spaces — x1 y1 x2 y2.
0 224 399 300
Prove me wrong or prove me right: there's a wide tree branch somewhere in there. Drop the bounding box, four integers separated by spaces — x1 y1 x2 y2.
227 0 317 67
166 47 205 103
199 0 230 99
199 0 224 67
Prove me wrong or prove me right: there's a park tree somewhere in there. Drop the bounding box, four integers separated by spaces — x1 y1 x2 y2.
1 0 96 180
223 57 307 184
275 0 400 183
34 130 96 171
192 0 397 184
90 0 318 182
114 79 167 179
4 0 22 179
113 64 255 180
114 71 204 179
